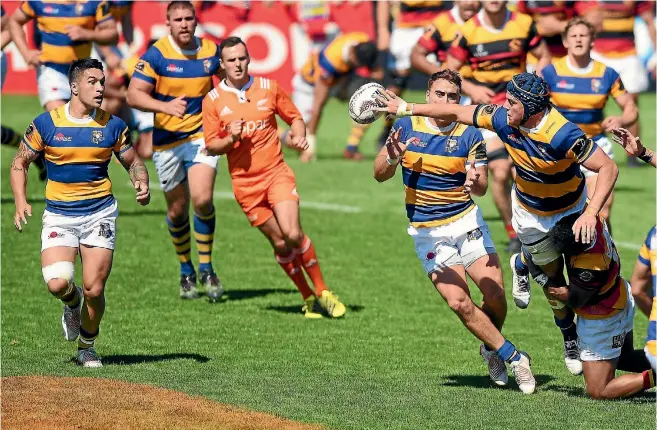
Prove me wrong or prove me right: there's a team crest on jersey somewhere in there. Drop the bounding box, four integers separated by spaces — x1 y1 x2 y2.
91 130 104 144
98 222 113 239
591 79 602 93
578 271 593 282
203 59 212 74
446 138 458 153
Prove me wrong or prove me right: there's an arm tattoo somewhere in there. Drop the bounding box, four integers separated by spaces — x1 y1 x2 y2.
11 142 39 175
128 160 149 184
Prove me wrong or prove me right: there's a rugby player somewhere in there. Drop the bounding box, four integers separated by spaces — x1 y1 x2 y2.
127 1 223 302
9 0 118 111
373 69 536 394
445 0 552 254
633 226 657 372
542 17 637 233
202 37 346 319
610 127 656 169
10 58 150 367
525 215 655 399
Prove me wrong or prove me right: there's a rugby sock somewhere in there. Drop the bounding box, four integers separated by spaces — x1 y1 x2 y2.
1 125 21 147
554 307 577 342
194 207 216 273
514 248 530 276
496 339 522 363
276 252 314 300
61 284 80 308
642 369 655 390
505 223 518 240
346 123 369 153
295 235 328 296
78 328 98 351
166 217 195 276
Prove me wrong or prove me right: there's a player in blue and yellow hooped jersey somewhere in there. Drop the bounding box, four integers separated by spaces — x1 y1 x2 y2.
126 0 223 302
9 1 118 111
290 31 379 162
542 17 638 233
373 70 537 395
373 73 619 306
633 226 657 372
524 214 655 399
9 58 150 368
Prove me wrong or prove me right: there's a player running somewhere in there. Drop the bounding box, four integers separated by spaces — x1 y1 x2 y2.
203 36 346 319
289 31 379 161
9 0 118 112
373 70 536 394
127 1 223 302
10 58 150 368
542 17 637 234
445 0 552 254
373 72 619 310
525 215 655 399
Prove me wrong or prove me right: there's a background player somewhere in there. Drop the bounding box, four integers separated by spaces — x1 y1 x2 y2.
9 0 118 112
203 37 346 319
288 31 379 161
127 1 223 302
10 58 150 368
373 69 536 394
542 17 638 234
446 0 551 253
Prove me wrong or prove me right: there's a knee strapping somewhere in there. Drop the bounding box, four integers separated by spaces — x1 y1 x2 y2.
42 261 75 284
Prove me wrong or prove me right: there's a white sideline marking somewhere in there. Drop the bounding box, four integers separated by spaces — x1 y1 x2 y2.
615 241 642 251
131 182 363 214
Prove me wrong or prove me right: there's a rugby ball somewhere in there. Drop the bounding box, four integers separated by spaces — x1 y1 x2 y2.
348 82 386 125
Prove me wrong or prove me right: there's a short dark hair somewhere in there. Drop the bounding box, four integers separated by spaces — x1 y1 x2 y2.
68 58 104 84
548 212 590 256
353 42 377 68
219 36 249 58
167 1 195 18
563 17 596 40
427 69 462 93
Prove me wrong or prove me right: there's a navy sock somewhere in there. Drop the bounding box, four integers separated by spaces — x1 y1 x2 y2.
496 340 521 363
554 308 577 342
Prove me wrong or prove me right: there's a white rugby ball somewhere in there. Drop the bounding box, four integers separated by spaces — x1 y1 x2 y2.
348 82 386 125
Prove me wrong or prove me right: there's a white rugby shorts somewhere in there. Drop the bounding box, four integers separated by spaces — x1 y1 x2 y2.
152 138 219 193
37 65 71 107
292 73 314 124
389 26 425 71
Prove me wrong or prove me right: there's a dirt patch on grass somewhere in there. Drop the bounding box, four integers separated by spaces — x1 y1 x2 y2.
2 376 324 430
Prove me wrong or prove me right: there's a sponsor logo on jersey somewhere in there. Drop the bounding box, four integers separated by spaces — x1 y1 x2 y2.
54 133 72 142
166 64 183 73
556 79 575 90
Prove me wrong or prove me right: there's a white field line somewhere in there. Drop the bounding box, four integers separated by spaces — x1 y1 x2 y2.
134 182 363 214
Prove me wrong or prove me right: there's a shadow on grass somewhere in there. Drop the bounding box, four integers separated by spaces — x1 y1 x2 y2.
100 353 211 366
441 374 555 390
265 304 365 315
224 288 297 301
542 384 657 403
315 153 376 162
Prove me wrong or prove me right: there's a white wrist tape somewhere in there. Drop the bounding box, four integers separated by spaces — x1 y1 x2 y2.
396 101 414 117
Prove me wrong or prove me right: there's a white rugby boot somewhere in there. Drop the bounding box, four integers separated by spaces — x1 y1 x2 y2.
563 339 583 376
480 344 508 386
510 352 536 394
76 348 103 368
510 253 531 309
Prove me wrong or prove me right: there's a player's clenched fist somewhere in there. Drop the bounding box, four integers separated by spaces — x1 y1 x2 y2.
289 135 309 151
463 163 480 195
229 120 244 142
166 95 187 118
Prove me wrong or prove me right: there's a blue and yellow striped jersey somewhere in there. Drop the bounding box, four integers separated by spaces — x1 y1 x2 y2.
132 35 220 151
23 104 131 216
638 226 657 359
395 116 487 228
474 104 596 216
20 1 114 74
543 57 626 139
299 32 370 87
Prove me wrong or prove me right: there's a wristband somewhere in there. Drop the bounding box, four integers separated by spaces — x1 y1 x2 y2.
639 147 652 164
396 101 414 117
386 156 400 166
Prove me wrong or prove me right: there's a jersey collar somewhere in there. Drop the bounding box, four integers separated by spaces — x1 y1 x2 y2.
565 56 594 75
519 108 550 134
64 103 96 124
168 35 201 56
477 9 510 34
220 76 254 101
451 6 464 25
424 117 457 133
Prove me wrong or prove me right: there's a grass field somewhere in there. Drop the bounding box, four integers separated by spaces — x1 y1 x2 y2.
1 92 656 429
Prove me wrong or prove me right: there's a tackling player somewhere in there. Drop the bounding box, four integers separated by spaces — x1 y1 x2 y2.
203 37 346 319
10 58 150 368
9 0 118 112
445 0 552 254
525 215 655 399
542 18 637 234
127 1 223 302
633 226 657 372
373 72 619 312
373 69 536 394
288 31 379 161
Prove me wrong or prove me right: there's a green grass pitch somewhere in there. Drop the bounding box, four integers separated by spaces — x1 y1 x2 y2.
1 92 655 429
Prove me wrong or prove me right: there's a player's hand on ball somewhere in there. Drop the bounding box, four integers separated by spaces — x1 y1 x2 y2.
611 127 643 157
601 116 622 132
229 120 244 143
374 90 407 118
134 180 150 206
290 135 309 151
13 200 32 233
463 163 480 195
573 211 597 245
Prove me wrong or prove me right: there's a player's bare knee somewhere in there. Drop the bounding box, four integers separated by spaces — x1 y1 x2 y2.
46 278 70 296
446 295 473 318
586 385 607 400
82 282 105 301
167 204 188 225
283 228 304 248
192 200 214 217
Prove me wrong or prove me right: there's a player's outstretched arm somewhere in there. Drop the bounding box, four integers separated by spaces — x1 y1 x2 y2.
610 128 655 167
10 141 39 232
116 145 150 206
373 89 477 125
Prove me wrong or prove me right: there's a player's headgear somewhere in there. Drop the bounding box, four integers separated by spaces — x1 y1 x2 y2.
354 42 378 68
506 72 550 122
